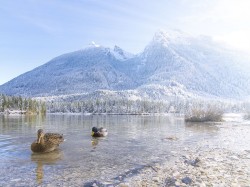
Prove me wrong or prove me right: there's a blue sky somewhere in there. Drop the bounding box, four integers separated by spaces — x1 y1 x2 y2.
1 0 250 85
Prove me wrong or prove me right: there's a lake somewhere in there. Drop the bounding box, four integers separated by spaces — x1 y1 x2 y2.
0 114 249 186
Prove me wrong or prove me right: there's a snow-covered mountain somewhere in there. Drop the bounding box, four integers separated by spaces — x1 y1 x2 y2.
0 45 138 96
135 30 250 98
1 30 250 100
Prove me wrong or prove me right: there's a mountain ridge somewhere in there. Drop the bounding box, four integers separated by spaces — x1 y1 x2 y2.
1 30 250 100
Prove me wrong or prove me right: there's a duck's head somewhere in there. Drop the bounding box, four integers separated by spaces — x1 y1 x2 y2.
92 127 98 133
37 129 45 143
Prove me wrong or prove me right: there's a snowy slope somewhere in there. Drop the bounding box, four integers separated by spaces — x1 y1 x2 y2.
136 30 250 98
0 30 250 100
0 45 137 96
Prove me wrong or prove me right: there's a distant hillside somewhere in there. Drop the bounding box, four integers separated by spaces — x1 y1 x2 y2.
1 30 250 100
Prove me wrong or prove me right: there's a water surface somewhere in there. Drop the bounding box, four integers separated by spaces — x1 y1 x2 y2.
0 114 249 186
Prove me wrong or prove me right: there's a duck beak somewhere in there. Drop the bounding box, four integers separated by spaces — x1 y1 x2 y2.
37 136 41 144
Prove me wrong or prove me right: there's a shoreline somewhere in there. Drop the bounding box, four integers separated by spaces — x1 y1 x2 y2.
84 146 250 187
46 112 178 116
116 147 250 187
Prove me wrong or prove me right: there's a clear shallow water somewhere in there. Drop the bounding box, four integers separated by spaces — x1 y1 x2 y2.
0 114 249 186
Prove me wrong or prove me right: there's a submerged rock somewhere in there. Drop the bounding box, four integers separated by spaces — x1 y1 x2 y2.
184 157 200 167
152 176 160 182
181 176 192 184
165 177 176 186
164 136 179 141
119 183 130 187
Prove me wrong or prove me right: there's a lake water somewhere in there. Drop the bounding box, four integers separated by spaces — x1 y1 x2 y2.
0 114 249 186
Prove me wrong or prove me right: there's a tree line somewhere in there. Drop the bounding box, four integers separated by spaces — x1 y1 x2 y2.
0 94 46 115
46 98 217 114
1 93 249 115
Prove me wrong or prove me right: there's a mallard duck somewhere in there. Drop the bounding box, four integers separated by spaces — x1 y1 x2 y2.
31 129 64 153
91 127 108 137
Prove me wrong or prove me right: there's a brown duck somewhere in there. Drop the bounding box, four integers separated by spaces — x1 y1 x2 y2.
31 129 64 153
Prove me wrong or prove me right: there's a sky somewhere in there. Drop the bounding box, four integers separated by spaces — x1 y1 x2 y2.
1 0 250 85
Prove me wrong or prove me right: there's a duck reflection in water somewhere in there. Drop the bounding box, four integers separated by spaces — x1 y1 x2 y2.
31 149 63 184
91 138 99 150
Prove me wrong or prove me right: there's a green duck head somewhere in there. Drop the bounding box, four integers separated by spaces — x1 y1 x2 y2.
92 127 98 133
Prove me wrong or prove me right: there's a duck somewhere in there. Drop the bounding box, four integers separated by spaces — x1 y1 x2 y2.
31 129 64 153
91 127 108 137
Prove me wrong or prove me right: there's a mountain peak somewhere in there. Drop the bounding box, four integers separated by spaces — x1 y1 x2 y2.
152 29 191 45
153 30 170 44
88 41 100 48
111 45 134 61
113 45 124 53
